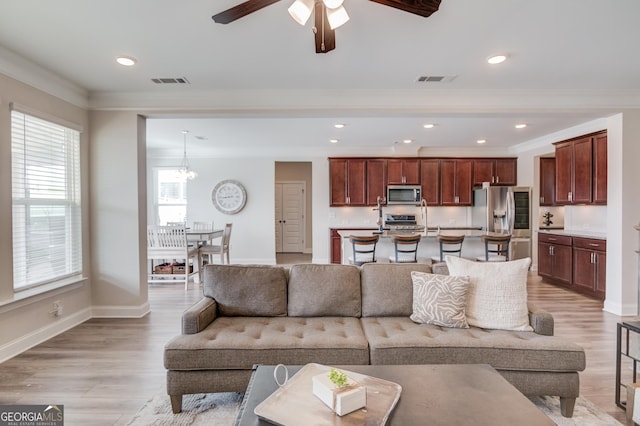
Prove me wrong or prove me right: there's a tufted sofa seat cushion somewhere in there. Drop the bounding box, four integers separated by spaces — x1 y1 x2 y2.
165 316 369 371
361 317 585 372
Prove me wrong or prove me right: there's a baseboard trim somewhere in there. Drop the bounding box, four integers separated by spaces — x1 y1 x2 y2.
0 306 92 363
92 302 151 318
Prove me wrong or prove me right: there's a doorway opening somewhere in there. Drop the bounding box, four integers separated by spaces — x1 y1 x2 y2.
275 162 312 264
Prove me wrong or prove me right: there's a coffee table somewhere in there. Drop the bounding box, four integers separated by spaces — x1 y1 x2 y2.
235 364 554 426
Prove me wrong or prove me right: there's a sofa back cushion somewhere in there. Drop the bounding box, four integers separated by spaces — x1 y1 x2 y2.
361 263 432 317
203 264 288 316
287 264 362 317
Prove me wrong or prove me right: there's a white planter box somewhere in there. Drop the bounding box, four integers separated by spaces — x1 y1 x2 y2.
312 372 366 416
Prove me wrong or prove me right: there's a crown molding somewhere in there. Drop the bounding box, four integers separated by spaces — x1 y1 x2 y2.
0 45 88 108
88 88 640 114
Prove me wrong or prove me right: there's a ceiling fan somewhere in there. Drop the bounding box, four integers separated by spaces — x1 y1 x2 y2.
212 0 442 54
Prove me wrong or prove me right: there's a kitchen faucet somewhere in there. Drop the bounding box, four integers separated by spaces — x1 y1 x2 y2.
373 196 385 233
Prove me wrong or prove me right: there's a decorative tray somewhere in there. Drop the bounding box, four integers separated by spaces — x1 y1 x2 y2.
254 363 402 425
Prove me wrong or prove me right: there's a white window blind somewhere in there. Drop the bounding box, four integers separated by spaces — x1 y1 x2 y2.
156 169 187 225
11 110 82 290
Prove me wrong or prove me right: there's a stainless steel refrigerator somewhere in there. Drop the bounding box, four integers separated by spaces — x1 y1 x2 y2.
471 186 532 260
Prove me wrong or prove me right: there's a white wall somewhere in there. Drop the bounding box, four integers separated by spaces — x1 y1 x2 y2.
147 155 331 264
89 111 149 317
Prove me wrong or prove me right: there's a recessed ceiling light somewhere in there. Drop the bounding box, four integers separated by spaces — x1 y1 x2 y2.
403 139 413 144
515 123 527 129
477 139 487 144
334 123 345 129
116 56 137 66
423 124 435 129
329 139 339 144
487 54 508 65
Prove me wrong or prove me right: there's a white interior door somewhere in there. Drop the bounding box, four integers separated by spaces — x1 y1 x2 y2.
275 182 305 253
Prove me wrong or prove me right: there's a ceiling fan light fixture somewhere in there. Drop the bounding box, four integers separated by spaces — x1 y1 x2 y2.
327 5 349 29
322 0 344 8
288 0 314 25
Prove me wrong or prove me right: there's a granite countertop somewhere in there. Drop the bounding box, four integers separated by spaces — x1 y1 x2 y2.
337 229 490 239
537 229 607 240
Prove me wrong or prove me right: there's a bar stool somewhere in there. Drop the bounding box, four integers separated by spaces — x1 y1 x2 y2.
389 234 422 263
476 234 511 262
348 235 379 266
431 234 465 263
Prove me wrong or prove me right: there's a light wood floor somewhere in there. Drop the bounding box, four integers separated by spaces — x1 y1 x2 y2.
0 272 629 425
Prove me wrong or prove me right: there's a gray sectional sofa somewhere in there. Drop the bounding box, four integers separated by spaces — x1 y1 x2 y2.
164 263 586 416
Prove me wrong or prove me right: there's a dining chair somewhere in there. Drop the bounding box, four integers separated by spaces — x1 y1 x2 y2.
192 221 215 244
198 223 233 279
476 234 511 262
348 235 379 266
192 221 214 231
431 234 465 263
389 234 422 263
147 225 198 291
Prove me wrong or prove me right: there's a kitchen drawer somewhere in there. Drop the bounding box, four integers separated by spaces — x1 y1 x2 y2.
573 236 606 251
538 233 573 246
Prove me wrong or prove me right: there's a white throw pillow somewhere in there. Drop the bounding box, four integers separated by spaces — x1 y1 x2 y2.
410 271 470 328
445 256 532 331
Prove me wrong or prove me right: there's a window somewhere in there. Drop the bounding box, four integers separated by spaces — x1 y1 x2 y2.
11 109 82 291
155 169 187 225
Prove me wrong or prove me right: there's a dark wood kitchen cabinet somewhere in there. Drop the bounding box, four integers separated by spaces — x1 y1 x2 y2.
441 159 472 206
388 159 420 185
592 132 608 204
329 158 367 206
539 157 556 206
554 131 607 205
573 237 606 300
538 233 573 286
366 159 387 206
473 158 517 186
330 229 342 264
420 159 440 205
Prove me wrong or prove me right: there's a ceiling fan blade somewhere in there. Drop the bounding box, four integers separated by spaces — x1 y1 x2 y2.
212 0 281 24
369 0 442 18
314 2 336 54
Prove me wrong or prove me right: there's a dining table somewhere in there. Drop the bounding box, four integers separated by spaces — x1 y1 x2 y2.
186 228 224 246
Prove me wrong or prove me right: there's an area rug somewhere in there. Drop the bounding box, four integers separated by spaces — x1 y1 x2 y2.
127 391 622 426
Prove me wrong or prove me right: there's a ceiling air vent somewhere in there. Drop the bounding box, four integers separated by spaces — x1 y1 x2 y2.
416 75 457 83
151 77 190 84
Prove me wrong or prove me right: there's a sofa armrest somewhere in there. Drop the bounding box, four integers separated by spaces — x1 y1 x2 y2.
528 303 554 336
182 297 218 335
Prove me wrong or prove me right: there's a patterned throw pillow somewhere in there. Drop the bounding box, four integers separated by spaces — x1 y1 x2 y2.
446 256 532 331
410 271 471 328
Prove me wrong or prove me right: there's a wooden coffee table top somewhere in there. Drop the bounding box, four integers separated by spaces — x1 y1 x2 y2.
236 364 554 426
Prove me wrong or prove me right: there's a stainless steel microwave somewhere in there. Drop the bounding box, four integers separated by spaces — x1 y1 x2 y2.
387 185 422 204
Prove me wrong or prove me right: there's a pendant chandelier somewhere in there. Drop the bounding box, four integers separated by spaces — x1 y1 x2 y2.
177 130 197 180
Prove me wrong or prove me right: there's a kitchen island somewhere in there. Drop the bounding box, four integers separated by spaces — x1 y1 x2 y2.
338 228 506 264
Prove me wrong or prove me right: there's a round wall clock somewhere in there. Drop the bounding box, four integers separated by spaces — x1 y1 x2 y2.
212 179 247 214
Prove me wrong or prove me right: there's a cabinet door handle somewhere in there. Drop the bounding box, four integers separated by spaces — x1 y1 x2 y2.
540 196 544 204
568 191 573 202
549 246 552 255
589 243 600 247
496 176 500 183
455 196 459 204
